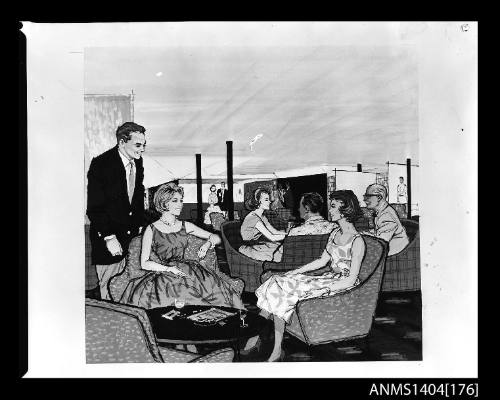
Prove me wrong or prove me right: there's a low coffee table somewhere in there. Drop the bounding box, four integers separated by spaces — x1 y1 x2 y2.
146 305 268 361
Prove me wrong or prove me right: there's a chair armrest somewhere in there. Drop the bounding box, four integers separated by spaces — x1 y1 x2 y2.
158 347 201 363
192 348 235 363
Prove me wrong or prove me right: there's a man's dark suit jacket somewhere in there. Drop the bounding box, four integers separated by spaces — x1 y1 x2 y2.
86 145 146 265
216 188 229 211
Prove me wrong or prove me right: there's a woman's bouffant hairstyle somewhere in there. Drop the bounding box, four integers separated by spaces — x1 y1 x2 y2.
210 184 216 191
247 187 271 210
153 182 184 213
300 192 324 214
329 190 362 223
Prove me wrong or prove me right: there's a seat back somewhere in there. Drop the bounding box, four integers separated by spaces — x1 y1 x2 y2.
209 212 226 231
220 220 244 250
400 218 419 243
382 219 420 292
389 203 407 219
263 209 288 231
85 298 162 363
280 233 331 267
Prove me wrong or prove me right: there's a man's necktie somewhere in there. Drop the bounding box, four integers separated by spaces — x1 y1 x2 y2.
128 161 135 203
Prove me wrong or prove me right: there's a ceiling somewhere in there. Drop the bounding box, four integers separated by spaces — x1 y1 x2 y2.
85 45 418 176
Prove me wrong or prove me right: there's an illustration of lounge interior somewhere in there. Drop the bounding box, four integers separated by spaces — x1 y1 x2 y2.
84 46 421 363
85 143 421 363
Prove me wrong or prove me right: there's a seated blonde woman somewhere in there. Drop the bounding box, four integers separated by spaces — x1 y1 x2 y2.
238 188 286 262
119 182 245 310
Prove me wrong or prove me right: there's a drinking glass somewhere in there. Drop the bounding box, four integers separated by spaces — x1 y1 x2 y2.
174 298 185 310
239 309 248 328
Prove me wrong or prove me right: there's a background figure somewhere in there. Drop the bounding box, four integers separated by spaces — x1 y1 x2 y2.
397 176 408 204
288 192 336 236
217 181 229 214
239 188 286 262
204 184 223 225
86 122 147 300
363 183 409 256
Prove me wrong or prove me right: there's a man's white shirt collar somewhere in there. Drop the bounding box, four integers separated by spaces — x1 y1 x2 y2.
118 149 134 169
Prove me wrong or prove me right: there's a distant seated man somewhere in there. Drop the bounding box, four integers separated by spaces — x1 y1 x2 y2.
289 192 336 236
362 183 409 256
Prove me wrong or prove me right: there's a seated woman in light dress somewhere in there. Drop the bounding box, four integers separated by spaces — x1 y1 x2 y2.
119 182 245 310
204 184 224 225
238 188 286 262
242 190 365 361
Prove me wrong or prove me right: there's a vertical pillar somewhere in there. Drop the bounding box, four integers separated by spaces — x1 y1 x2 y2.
226 141 234 221
406 158 412 219
196 154 203 225
357 163 362 172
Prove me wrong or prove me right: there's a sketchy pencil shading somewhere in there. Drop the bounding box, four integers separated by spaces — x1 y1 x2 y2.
84 44 421 363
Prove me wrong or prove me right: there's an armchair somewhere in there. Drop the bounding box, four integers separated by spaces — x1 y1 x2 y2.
381 219 420 292
283 235 388 346
260 233 331 282
85 298 234 363
263 209 290 231
220 221 264 292
209 212 226 232
389 203 407 219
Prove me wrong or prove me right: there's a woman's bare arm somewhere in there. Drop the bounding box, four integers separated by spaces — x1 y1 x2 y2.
255 221 286 242
140 226 168 271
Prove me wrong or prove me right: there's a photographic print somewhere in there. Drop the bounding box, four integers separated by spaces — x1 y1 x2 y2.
24 21 477 378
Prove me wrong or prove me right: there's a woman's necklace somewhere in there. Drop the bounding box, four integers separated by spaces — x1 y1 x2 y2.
160 216 177 226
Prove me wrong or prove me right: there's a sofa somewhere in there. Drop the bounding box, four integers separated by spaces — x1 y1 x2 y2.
85 298 235 363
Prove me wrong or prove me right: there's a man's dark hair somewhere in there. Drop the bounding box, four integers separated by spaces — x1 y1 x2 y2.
116 122 146 143
329 190 362 223
301 192 324 214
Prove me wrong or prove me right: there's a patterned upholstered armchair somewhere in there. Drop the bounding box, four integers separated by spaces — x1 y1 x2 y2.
108 232 221 303
381 219 420 292
353 207 375 232
282 235 388 346
220 221 264 292
389 203 408 219
209 212 226 232
86 299 235 363
260 233 331 280
263 209 290 231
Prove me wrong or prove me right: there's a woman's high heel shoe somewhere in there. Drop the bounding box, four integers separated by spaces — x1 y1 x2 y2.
239 336 262 356
268 352 285 362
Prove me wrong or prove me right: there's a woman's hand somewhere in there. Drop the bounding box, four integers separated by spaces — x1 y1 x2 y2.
167 267 188 278
197 242 211 259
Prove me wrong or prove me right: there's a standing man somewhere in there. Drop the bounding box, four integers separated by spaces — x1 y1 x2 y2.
397 176 408 204
86 122 147 300
217 182 229 214
363 183 409 256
